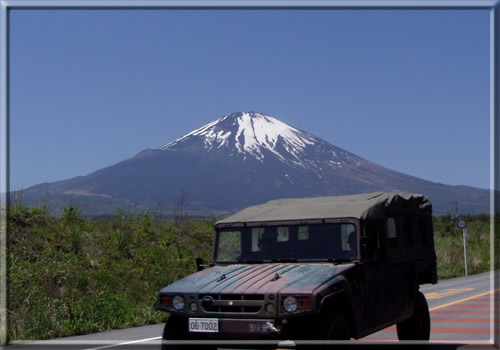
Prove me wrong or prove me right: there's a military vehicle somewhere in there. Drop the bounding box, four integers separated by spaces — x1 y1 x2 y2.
156 192 437 349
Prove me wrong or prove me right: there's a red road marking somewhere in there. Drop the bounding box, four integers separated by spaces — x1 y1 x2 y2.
439 303 491 308
359 338 492 344
379 325 491 335
430 327 490 335
461 301 496 305
431 309 497 315
358 338 398 342
360 289 497 342
431 317 493 324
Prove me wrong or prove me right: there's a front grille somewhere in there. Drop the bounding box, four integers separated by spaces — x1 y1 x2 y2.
199 294 264 313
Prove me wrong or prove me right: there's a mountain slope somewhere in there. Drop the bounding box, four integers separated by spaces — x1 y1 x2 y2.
21 112 490 216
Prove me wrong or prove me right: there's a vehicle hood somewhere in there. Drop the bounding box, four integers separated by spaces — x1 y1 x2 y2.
159 263 354 295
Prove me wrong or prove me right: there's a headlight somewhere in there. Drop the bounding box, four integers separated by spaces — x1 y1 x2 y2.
283 296 298 313
172 295 185 310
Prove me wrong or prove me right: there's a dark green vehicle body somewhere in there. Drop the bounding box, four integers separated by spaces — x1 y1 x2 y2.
156 192 437 346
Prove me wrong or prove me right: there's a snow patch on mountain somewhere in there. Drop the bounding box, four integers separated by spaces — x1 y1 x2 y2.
232 112 316 162
160 111 350 171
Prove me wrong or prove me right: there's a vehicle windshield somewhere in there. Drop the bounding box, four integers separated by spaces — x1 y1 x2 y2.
215 223 357 263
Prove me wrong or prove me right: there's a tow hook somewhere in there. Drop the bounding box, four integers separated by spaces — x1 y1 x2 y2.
266 321 280 334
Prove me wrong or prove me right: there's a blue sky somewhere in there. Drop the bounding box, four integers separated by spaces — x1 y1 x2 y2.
9 8 492 190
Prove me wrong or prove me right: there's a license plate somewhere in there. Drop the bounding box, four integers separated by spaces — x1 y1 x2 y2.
189 318 219 333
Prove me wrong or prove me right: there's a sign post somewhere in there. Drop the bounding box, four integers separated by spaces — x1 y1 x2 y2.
456 218 468 276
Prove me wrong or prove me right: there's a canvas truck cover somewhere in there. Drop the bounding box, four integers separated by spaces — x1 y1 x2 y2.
215 192 432 228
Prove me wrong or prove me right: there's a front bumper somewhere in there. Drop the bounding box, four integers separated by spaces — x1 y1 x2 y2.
221 318 279 336
189 318 281 339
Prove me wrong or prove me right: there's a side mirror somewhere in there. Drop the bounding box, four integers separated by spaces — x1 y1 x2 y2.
196 258 205 272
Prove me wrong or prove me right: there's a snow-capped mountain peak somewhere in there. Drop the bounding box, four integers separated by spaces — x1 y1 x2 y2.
160 111 332 167
19 111 490 216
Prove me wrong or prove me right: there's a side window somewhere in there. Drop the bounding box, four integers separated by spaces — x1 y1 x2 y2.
387 217 398 248
298 226 309 240
341 224 356 251
251 228 264 252
277 227 289 242
387 218 397 238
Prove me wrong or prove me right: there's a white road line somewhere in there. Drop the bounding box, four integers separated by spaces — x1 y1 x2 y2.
83 336 162 350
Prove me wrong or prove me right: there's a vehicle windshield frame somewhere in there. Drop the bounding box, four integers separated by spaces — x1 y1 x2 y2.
214 220 358 264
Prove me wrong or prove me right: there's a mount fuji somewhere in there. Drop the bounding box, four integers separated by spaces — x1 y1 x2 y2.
20 111 490 216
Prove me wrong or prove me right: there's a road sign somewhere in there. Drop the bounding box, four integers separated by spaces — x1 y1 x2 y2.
456 218 468 276
457 218 467 229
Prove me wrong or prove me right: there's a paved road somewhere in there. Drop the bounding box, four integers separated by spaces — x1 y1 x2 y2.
3 271 498 350
362 271 498 345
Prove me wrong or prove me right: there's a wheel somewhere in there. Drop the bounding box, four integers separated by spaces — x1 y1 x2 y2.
299 310 350 350
161 315 188 350
323 310 350 341
161 315 218 350
396 291 431 340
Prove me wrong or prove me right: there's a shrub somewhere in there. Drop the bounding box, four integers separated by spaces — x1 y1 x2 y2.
7 206 214 340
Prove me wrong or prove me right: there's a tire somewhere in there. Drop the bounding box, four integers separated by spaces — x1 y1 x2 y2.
396 291 431 341
300 310 350 350
161 315 218 350
161 315 188 350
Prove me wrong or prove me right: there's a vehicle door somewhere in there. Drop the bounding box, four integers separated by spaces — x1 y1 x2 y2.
359 220 388 332
384 216 417 322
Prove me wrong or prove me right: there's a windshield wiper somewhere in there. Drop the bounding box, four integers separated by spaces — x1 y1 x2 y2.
270 258 298 263
329 258 355 263
238 259 265 264
302 258 353 263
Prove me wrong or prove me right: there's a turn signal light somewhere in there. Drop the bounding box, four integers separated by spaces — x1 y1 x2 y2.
265 303 275 314
160 295 171 305
300 296 311 309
